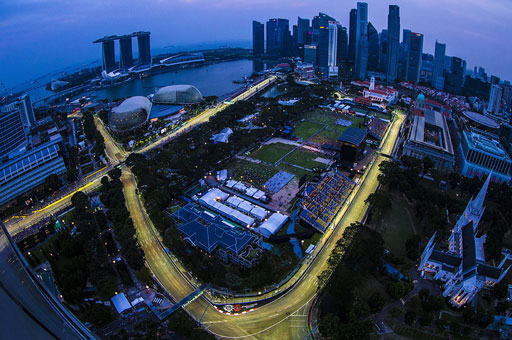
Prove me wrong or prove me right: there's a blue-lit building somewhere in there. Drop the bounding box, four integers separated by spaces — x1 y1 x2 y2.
0 136 67 205
252 21 265 55
406 32 423 84
0 107 27 159
458 128 512 183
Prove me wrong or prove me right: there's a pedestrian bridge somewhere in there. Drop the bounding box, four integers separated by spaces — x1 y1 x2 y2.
156 284 208 320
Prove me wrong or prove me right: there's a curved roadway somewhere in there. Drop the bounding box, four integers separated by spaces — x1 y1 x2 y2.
122 112 405 339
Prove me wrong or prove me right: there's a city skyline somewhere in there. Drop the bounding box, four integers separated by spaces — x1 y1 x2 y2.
1 0 512 88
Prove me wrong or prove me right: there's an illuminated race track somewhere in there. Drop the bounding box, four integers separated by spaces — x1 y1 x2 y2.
4 77 404 339
121 112 405 339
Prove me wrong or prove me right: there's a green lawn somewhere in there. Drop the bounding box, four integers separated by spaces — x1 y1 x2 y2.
293 121 324 140
377 197 415 258
310 129 341 144
251 142 296 164
303 109 368 133
226 158 278 187
277 163 313 179
284 149 327 170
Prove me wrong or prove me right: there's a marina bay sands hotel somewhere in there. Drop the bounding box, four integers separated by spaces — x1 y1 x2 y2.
93 31 151 72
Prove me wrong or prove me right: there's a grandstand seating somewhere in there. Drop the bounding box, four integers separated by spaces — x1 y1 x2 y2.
368 117 388 140
299 172 354 233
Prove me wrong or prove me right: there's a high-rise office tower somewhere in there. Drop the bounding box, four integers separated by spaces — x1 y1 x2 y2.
297 17 310 44
367 22 379 72
327 21 339 77
292 25 299 56
354 2 369 79
432 41 446 90
386 5 400 82
304 45 318 65
445 57 464 94
18 94 35 128
398 29 411 80
266 19 278 56
337 26 348 67
487 84 503 114
406 32 423 83
119 36 133 69
252 21 265 55
315 13 336 70
0 106 27 159
348 8 357 64
137 32 151 65
277 18 291 57
379 29 388 73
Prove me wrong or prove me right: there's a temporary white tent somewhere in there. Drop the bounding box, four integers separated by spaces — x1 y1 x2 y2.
111 293 132 314
257 213 288 238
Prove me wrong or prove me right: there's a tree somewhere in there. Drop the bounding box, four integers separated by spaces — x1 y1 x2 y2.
418 313 433 326
365 190 392 216
405 311 416 325
492 280 508 300
422 156 435 177
405 235 422 260
44 174 61 194
390 307 402 318
367 291 386 313
450 321 460 336
84 303 115 327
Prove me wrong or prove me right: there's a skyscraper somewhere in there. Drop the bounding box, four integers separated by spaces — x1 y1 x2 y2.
445 57 464 94
266 19 278 56
297 17 310 44
432 41 446 90
277 18 291 57
406 32 423 83
0 106 27 159
304 44 317 65
398 29 411 80
367 22 379 72
119 36 133 69
315 13 336 71
252 21 265 55
379 29 388 73
386 5 400 82
354 2 369 79
328 21 339 77
337 26 348 67
487 84 503 115
348 8 357 64
137 32 151 65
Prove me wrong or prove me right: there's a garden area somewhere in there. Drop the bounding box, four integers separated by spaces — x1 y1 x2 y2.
375 196 417 258
226 159 278 187
250 142 296 164
309 128 341 145
292 121 324 140
284 148 328 170
302 109 368 134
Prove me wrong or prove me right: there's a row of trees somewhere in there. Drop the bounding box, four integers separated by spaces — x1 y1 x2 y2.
26 191 118 303
317 223 385 340
83 110 105 156
100 168 145 271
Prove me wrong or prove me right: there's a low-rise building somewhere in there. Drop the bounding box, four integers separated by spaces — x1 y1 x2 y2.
458 128 511 183
351 77 398 104
402 94 455 171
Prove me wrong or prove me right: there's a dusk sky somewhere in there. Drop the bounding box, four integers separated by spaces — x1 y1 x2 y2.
1 0 511 88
